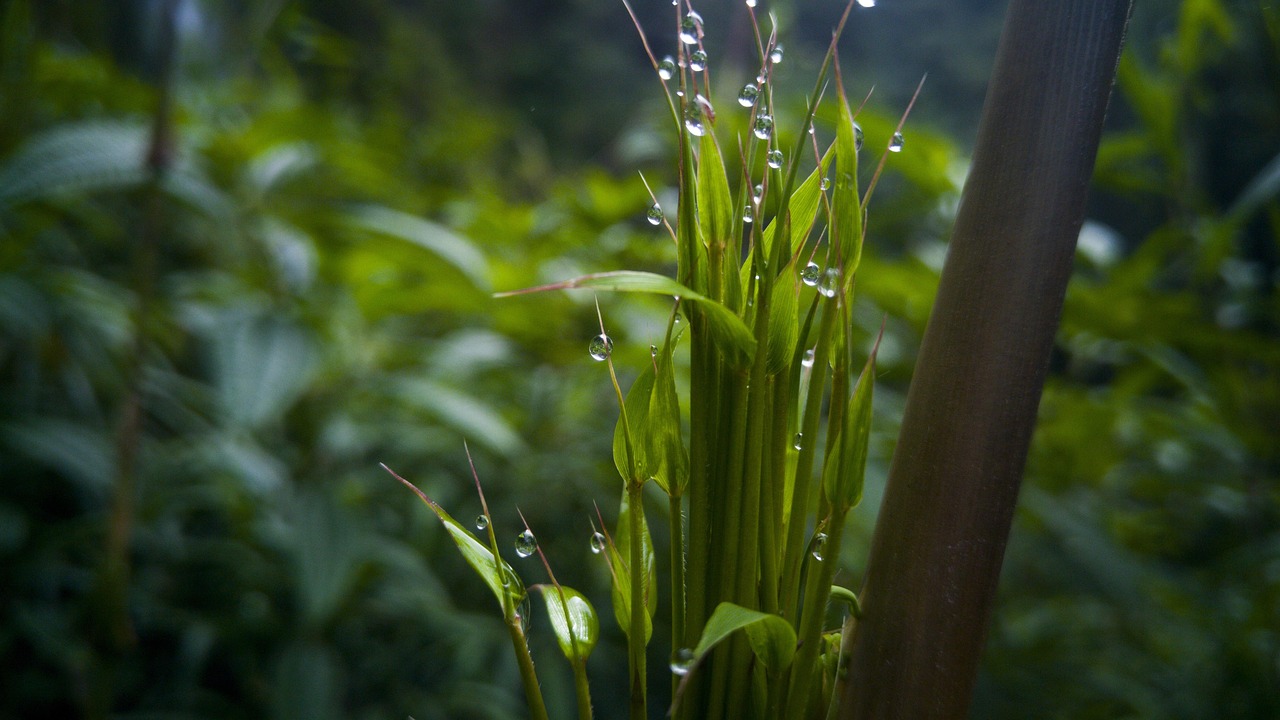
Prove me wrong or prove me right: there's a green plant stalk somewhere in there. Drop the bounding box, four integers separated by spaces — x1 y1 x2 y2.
760 373 791 613
669 492 686 691
781 298 838 623
573 659 593 720
783 495 847 719
627 478 648 720
505 614 552 720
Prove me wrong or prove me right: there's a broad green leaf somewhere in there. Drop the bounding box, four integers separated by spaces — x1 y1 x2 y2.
346 205 490 291
609 492 656 643
497 271 755 368
766 265 799 374
691 602 797 673
393 377 523 456
697 132 734 256
534 585 600 664
613 362 657 483
390 469 524 610
832 84 864 279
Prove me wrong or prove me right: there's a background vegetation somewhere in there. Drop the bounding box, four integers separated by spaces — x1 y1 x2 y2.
0 0 1275 718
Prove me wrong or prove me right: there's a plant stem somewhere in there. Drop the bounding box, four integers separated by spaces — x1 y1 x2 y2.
506 614 551 720
627 480 648 720
573 660 593 720
669 492 686 694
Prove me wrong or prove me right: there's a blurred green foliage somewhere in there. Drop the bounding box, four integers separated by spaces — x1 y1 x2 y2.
0 0 1276 719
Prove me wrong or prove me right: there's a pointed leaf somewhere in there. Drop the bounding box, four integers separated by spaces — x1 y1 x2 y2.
758 147 835 264
697 132 734 254
609 492 655 643
765 265 800 374
391 470 523 609
651 337 689 495
613 362 657 483
823 337 879 511
497 271 755 367
691 602 797 673
534 585 600 664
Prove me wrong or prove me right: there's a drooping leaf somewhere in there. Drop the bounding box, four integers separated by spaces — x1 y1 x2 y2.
534 585 600 664
388 467 524 610
690 602 797 673
346 204 490 290
497 271 755 367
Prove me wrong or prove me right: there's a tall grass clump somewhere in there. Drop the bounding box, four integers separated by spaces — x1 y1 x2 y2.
387 1 921 718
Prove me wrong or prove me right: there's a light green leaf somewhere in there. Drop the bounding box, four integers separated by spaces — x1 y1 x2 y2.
497 271 755 368
691 602 797 673
346 205 490 291
766 265 799 374
389 468 523 611
758 147 835 265
534 585 600 664
609 492 656 643
697 132 734 254
613 362 657 483
822 334 879 511
651 336 689 496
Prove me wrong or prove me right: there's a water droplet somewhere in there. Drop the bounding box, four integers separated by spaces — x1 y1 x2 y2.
802 348 815 367
854 123 864 152
589 333 614 361
650 344 658 359
738 83 759 108
590 531 607 554
670 648 696 676
646 203 664 225
680 12 702 45
793 432 803 450
802 261 820 286
673 314 682 325
515 529 537 558
689 50 708 72
810 532 828 561
475 514 489 530
767 149 783 169
658 56 676 80
675 89 685 98
769 44 784 64
889 131 904 152
742 205 754 223
808 123 816 135
753 183 763 202
857 0 876 7
746 0 757 6
820 177 831 191
753 114 774 140
684 106 706 136
756 73 767 85
818 268 839 298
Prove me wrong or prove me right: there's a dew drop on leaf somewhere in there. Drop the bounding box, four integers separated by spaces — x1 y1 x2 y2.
810 532 828 561
818 268 840 298
767 149 783 169
769 44 784 64
670 647 695 676
802 261 820 287
590 531 606 554
802 348 815 368
475 514 489 530
515 529 537 558
589 333 614 361
690 50 708 72
738 83 759 108
658 56 676 80
646 203 664 225
854 122 865 152
889 131 904 152
679 12 702 45
753 114 774 140
793 432 803 450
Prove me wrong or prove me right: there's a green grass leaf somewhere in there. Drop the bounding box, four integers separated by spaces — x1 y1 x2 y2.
822 333 879 512
614 361 657 483
346 204 491 291
765 265 800 375
609 491 656 643
388 468 524 610
697 132 734 256
832 84 864 279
